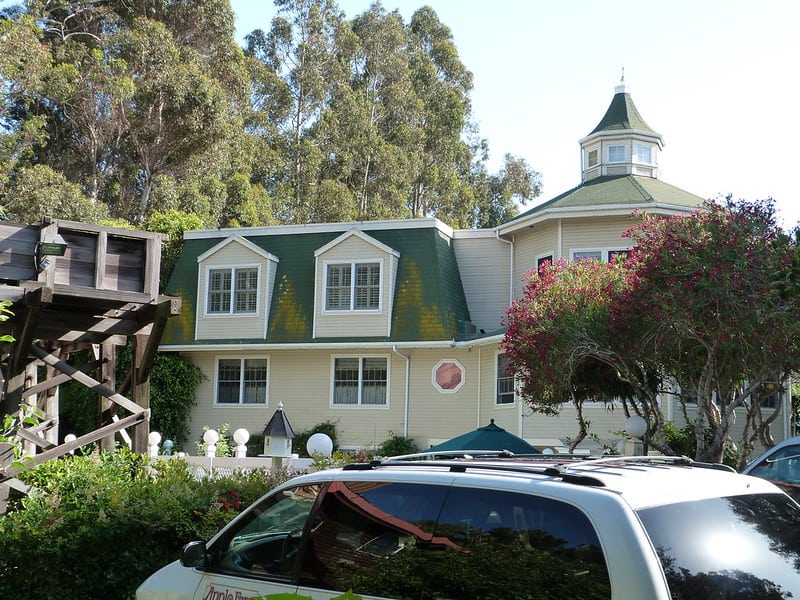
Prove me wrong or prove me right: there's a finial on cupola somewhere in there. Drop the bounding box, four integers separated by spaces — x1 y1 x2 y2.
615 67 626 94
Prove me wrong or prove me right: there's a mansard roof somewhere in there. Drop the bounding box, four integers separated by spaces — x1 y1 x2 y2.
161 220 473 346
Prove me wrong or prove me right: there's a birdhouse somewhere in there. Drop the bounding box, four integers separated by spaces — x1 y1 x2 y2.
262 402 295 458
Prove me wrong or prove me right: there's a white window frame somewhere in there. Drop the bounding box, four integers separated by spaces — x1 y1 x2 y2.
323 260 383 313
214 356 269 405
205 264 260 316
432 359 466 394
607 145 625 163
587 148 599 168
496 353 515 406
571 249 630 263
331 355 389 407
635 144 653 165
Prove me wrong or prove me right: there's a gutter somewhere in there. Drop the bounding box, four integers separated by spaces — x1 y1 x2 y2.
392 345 411 438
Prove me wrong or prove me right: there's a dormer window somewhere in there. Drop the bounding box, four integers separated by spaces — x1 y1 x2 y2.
326 261 381 311
587 149 598 167
635 144 652 164
207 267 258 314
608 145 625 163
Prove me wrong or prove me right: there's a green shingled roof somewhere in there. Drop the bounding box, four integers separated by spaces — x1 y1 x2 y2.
161 224 472 346
508 175 706 223
590 90 655 134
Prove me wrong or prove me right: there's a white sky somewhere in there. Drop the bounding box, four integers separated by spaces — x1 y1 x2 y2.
231 0 800 228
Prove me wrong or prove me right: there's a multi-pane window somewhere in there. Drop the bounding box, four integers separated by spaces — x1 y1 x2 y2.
608 145 625 163
635 144 652 164
208 267 258 314
573 250 603 262
496 354 515 405
333 357 387 405
217 358 268 404
572 250 630 263
326 262 380 311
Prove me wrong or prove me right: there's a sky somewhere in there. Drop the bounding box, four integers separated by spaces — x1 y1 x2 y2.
231 0 800 228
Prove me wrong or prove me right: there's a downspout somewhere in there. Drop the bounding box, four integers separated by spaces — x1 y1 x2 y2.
392 345 410 437
477 347 482 428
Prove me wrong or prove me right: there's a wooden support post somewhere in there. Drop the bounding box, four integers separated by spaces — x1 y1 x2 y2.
132 334 151 454
97 341 116 452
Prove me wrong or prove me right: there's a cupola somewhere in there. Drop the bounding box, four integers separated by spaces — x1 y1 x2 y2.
579 75 664 182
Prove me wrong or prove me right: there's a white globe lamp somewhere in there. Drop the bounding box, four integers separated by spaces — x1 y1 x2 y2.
625 415 647 439
306 432 333 458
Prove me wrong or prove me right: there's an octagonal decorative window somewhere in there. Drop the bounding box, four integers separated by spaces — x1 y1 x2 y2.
432 359 465 393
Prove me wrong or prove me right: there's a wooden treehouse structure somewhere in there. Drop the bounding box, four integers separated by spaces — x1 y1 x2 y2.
0 218 181 510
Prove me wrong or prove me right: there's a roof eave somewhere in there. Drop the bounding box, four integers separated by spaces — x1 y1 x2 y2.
498 203 695 236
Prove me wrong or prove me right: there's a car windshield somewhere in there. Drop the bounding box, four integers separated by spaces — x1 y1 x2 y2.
637 493 800 599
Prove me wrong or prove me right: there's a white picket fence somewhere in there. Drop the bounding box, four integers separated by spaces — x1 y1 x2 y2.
159 454 314 479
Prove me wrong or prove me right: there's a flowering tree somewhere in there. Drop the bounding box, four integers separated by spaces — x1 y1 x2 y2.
617 198 799 463
503 257 664 453
504 198 800 463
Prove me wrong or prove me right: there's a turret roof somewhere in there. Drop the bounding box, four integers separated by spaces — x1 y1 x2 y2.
589 86 655 135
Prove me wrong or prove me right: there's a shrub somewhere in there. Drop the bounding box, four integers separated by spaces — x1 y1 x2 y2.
0 449 292 599
294 420 339 458
376 433 418 458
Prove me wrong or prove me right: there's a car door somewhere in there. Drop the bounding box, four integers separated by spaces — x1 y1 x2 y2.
745 443 800 502
192 483 322 600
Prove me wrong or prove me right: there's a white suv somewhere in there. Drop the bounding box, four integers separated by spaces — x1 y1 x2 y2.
137 453 800 600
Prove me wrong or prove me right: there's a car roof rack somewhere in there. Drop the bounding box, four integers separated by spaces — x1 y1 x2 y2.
342 452 606 487
340 452 735 487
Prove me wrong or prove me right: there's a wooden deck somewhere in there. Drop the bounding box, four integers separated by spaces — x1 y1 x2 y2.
0 218 181 512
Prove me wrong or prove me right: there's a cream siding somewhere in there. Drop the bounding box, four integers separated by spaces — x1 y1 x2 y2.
452 235 511 332
195 241 276 340
509 222 559 299
314 235 398 338
561 216 633 259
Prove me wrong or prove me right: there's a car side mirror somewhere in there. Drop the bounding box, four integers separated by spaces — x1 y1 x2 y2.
181 540 209 567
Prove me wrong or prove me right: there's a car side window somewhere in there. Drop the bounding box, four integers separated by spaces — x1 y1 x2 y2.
211 484 321 579
430 486 612 599
750 445 800 484
298 481 450 598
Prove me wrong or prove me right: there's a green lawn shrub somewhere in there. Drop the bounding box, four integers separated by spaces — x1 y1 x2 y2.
0 449 292 600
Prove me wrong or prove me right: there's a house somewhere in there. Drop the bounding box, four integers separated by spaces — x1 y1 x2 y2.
162 82 777 453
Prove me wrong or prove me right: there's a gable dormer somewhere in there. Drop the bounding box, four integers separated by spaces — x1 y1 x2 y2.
195 235 279 340
313 229 400 338
579 80 664 182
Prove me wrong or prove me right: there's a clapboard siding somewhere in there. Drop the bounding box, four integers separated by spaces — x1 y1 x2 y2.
453 235 510 333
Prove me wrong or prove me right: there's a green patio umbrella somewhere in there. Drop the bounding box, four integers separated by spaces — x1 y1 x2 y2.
427 419 541 455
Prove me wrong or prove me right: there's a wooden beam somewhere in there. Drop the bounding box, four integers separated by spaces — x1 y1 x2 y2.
16 427 56 451
135 297 176 384
22 358 106 399
29 344 144 415
1 410 148 479
8 288 45 377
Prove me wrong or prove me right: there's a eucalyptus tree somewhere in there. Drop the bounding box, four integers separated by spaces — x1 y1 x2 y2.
245 0 348 223
1 0 248 223
405 6 474 222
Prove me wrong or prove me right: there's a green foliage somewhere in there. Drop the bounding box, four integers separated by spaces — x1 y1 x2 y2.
0 449 293 599
196 423 233 457
115 347 204 447
2 164 109 223
376 433 418 457
294 420 339 458
505 198 799 463
0 299 14 342
148 352 204 447
143 209 204 290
